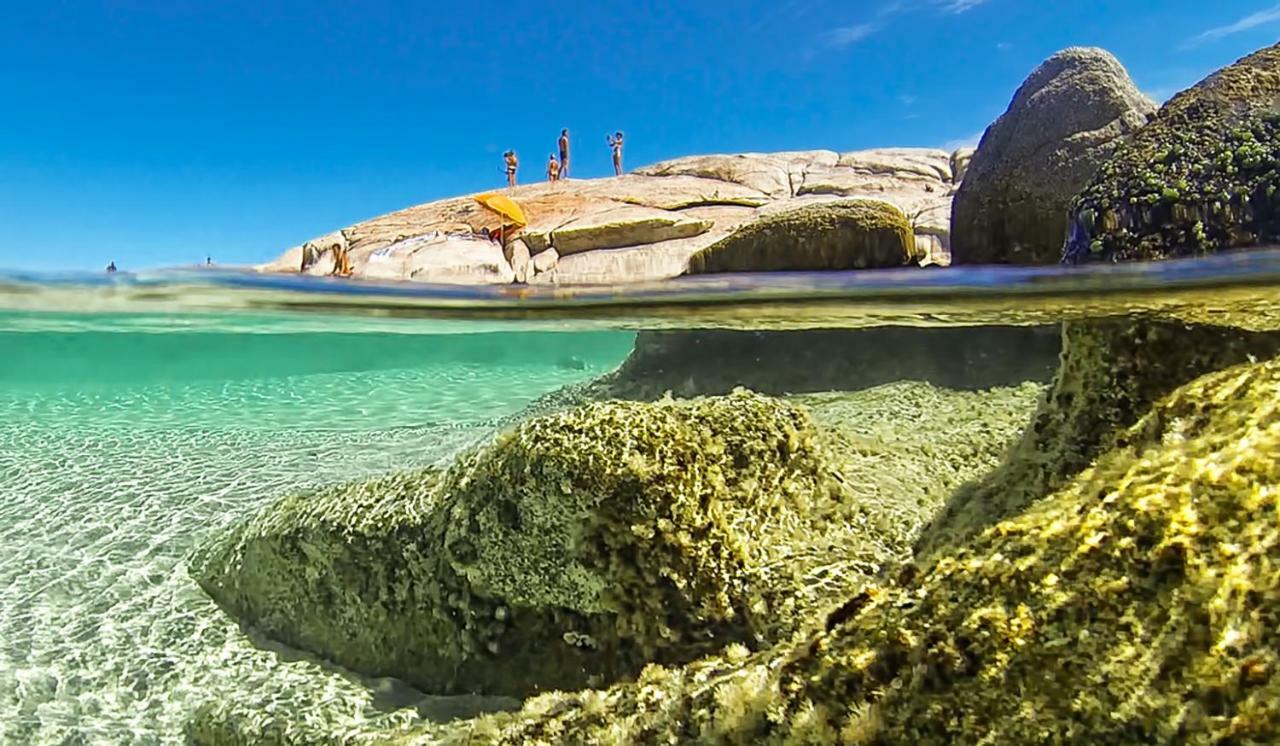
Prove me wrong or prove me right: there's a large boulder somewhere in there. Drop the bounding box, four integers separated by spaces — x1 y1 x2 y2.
951 47 1154 264
686 200 914 274
916 317 1280 559
186 380 1047 744
1065 43 1280 263
190 392 847 698
366 355 1280 746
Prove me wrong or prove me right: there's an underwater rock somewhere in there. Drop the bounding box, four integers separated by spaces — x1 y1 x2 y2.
1065 42 1280 263
685 200 914 273
432 355 1280 744
951 47 1154 265
917 317 1280 558
191 391 849 698
185 381 1045 743
594 326 1061 399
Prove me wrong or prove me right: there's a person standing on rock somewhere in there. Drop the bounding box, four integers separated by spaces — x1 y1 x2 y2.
608 132 624 176
547 153 561 182
558 129 570 179
504 150 519 188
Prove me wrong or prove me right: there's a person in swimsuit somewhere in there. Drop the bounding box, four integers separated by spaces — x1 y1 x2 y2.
608 131 624 176
547 153 561 182
558 129 570 179
504 150 519 188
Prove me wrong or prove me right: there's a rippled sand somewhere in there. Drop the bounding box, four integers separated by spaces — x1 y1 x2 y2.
0 351 620 744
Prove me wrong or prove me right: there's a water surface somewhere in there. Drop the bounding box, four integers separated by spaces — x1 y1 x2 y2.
4 255 1280 742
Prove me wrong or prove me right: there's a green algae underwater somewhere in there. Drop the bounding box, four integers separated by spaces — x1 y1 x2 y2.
7 261 1280 745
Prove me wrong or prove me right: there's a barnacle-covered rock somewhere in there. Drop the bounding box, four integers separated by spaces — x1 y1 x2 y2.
431 355 1280 745
685 200 914 273
1065 42 1280 262
191 391 847 698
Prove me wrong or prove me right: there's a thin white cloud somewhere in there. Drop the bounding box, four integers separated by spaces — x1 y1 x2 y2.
818 0 990 53
936 0 989 13
900 94 918 105
1181 4 1280 49
824 23 880 48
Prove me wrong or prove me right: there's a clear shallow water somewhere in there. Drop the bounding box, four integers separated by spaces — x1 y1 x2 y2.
0 327 632 743
4 256 1280 743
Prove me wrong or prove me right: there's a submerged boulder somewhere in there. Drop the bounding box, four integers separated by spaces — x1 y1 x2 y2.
191 392 847 698
951 47 1154 264
916 318 1280 558
433 355 1280 745
595 326 1061 399
186 380 1047 744
1066 43 1280 262
685 200 914 274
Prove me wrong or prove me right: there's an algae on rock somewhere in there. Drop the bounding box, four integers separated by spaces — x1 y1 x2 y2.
685 200 914 274
185 381 1045 744
917 317 1280 559
1065 42 1280 262
428 355 1280 745
192 391 866 699
596 326 1060 400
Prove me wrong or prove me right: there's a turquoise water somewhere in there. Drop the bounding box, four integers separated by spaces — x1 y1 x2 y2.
5 256 1280 743
0 323 633 743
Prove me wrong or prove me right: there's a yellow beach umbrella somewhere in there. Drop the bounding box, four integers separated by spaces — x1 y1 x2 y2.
473 193 528 228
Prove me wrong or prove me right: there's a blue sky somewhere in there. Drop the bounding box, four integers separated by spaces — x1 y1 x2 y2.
1 1 1277 271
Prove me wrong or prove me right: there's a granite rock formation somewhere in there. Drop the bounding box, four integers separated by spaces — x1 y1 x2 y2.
258 148 964 284
951 48 1154 265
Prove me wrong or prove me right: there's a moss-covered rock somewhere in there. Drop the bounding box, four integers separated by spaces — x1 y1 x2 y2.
916 318 1280 558
426 355 1280 744
951 47 1154 265
1065 42 1280 262
185 381 1045 744
191 392 853 698
685 200 913 274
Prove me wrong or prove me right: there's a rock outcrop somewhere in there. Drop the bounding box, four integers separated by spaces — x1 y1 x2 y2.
686 200 915 274
188 380 1046 744
1065 42 1280 263
951 48 1154 265
449 356 1280 745
191 392 870 698
259 148 962 284
593 326 1062 399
